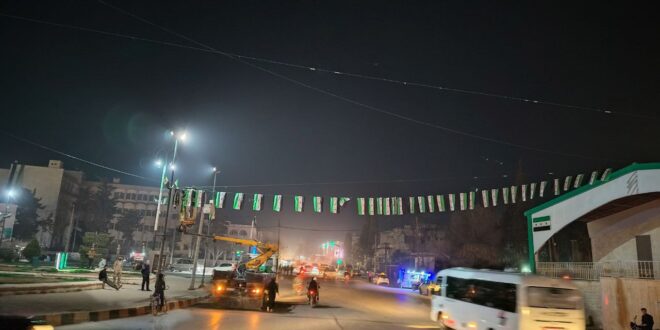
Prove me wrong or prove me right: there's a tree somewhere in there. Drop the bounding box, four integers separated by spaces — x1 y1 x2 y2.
12 188 44 241
115 210 141 253
79 232 113 261
22 239 41 260
448 205 503 268
78 180 118 233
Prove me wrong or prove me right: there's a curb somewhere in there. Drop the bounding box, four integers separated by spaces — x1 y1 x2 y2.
34 294 210 327
0 282 102 296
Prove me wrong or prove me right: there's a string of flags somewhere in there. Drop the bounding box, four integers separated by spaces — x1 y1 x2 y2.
169 168 612 217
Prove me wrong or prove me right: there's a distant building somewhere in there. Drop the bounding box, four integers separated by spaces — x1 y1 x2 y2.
374 224 446 272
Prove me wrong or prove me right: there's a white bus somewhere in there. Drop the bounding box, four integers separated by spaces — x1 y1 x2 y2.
430 268 585 330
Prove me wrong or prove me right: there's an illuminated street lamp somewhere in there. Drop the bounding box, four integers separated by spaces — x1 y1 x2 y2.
199 166 220 288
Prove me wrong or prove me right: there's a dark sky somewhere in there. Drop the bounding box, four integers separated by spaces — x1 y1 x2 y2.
1 1 658 248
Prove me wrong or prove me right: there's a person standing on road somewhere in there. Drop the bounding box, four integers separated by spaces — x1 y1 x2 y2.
141 260 151 291
640 307 654 330
154 273 166 308
112 256 123 288
266 277 279 312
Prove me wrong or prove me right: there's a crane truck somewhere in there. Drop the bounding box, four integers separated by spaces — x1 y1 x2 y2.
207 235 278 310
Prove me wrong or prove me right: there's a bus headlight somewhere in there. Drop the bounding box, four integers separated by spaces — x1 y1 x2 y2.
467 321 477 328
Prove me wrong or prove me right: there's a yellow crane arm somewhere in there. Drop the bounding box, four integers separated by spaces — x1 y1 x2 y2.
212 235 278 271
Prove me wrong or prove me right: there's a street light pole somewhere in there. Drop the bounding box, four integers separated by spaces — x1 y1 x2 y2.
156 132 182 274
152 159 168 250
199 168 218 288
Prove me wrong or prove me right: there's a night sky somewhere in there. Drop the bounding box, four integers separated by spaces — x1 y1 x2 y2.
1 1 658 249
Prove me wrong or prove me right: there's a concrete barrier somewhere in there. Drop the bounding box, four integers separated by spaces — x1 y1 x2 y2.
0 281 102 296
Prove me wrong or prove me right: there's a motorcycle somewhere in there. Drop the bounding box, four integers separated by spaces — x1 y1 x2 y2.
308 289 318 307
630 315 641 330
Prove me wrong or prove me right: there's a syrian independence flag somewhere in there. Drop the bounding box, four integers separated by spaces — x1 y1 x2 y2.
601 168 612 181
539 181 547 198
530 182 537 199
233 193 244 210
491 189 498 206
409 197 416 214
554 178 560 195
502 187 510 205
468 191 475 210
368 198 375 215
339 197 350 212
376 197 384 215
294 196 304 212
511 186 518 204
313 196 323 213
356 197 366 215
436 195 446 212
521 184 528 202
417 196 426 213
329 197 338 213
448 194 456 211
196 190 204 208
396 197 404 215
214 192 226 208
252 193 263 211
564 176 573 191
273 195 282 212
384 197 392 215
184 189 193 207
574 174 584 188
589 171 599 185
390 197 398 215
532 215 551 232
459 193 467 211
427 196 435 213
481 190 489 208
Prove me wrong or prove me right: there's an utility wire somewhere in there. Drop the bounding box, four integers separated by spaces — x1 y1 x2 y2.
0 12 628 162
90 3 630 162
95 1 660 121
0 129 154 181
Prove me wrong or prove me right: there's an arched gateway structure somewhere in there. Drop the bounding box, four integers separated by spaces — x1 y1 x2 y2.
524 163 660 273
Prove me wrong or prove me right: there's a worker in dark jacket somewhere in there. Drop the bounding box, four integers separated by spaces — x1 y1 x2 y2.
640 308 654 330
266 277 279 312
141 261 151 291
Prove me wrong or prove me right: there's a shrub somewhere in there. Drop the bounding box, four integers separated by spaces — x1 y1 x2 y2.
23 239 41 260
0 248 18 262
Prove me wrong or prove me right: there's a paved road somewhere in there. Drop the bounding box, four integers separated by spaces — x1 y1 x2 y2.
59 278 439 330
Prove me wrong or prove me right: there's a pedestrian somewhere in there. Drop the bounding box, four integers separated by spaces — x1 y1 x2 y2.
141 260 151 291
87 247 96 269
640 307 654 330
113 256 123 288
154 273 166 309
266 277 279 312
98 257 106 269
98 266 108 289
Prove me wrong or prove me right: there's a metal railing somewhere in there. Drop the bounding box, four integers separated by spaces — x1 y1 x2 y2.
537 261 660 281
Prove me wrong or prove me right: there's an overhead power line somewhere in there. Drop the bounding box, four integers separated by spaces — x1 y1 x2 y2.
0 11 629 162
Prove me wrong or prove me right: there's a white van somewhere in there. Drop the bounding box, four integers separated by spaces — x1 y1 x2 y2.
430 268 585 330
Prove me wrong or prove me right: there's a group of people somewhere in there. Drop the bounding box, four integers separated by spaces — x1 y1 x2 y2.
278 265 296 275
97 257 167 310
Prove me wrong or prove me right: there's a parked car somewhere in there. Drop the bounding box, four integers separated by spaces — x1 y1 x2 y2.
418 278 441 295
169 258 203 273
214 262 235 272
374 273 390 286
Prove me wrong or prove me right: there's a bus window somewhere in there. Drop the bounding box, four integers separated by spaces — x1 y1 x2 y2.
446 276 516 312
527 287 583 310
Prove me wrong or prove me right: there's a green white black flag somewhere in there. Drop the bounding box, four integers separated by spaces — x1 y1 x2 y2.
390 197 397 215
396 197 404 215
491 189 498 206
427 196 435 213
468 191 475 210
214 192 226 208
408 197 416 214
503 187 510 205
252 194 263 211
601 168 612 181
338 197 350 213
511 186 518 203
481 190 489 208
436 195 446 212
376 197 383 215
574 174 584 188
368 198 375 215
384 197 391 215
329 197 338 213
459 193 467 211
356 198 366 215
539 181 547 198
532 215 551 232
521 184 527 202
184 189 193 207
553 178 560 195
233 193 244 210
530 182 537 200
564 176 573 191
313 196 322 213
589 171 599 185
448 194 456 211
417 196 426 213
273 195 282 212
294 196 304 212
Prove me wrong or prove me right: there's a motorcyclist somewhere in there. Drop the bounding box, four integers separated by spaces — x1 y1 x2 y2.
308 277 320 301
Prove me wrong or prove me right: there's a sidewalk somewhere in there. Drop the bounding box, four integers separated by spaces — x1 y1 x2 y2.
0 275 210 326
